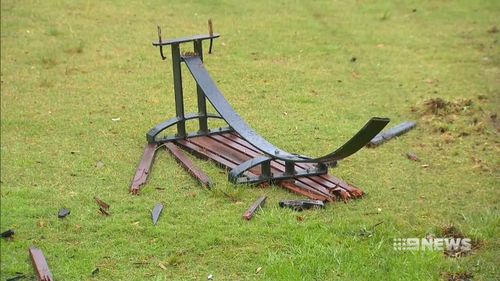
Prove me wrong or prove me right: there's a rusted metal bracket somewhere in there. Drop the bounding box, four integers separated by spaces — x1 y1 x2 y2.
164 142 213 188
131 143 158 194
243 196 267 220
29 247 53 281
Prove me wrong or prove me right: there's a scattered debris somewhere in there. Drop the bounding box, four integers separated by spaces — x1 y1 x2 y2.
256 267 262 273
111 117 120 122
91 268 99 276
58 208 71 219
94 197 109 209
158 262 167 270
95 161 105 169
1 229 15 239
443 271 473 281
152 203 164 225
279 200 325 211
358 221 384 238
29 246 54 281
367 121 416 147
406 152 420 162
164 142 213 188
421 98 473 116
94 197 110 216
208 274 214 280
440 225 480 258
491 113 500 132
242 196 267 220
6 273 26 281
131 143 158 194
487 25 498 34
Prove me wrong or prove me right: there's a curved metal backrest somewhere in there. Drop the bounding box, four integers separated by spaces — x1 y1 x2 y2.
183 55 389 163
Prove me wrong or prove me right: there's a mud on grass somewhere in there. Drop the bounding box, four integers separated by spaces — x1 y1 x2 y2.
412 97 496 137
438 224 483 258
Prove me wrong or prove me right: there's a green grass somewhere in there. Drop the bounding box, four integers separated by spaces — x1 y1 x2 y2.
1 0 499 280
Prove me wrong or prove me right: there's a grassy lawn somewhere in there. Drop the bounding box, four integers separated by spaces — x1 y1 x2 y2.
1 0 498 280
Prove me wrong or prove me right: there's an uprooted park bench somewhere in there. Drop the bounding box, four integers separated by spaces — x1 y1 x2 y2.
131 25 390 202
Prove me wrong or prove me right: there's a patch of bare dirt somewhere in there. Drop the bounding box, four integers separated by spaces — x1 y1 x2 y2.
439 224 482 258
411 97 498 141
442 271 473 281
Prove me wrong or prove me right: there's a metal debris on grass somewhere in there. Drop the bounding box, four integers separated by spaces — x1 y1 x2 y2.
152 203 164 225
279 200 325 211
58 208 71 219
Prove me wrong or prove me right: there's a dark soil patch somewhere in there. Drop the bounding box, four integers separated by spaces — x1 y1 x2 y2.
442 271 473 281
411 97 497 141
439 225 482 258
420 98 473 116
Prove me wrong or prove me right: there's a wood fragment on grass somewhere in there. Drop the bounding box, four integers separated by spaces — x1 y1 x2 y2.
131 143 159 194
242 196 267 220
164 142 213 188
29 246 53 281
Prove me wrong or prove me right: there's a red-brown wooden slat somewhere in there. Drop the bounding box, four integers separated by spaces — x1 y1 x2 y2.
189 137 262 176
170 132 364 201
176 139 259 178
185 135 330 200
211 134 334 200
130 143 158 194
164 142 213 188
222 132 362 198
280 181 329 201
216 134 335 196
29 247 54 281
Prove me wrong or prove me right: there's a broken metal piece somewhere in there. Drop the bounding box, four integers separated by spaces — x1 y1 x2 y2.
367 121 416 147
29 247 53 281
58 208 70 219
242 196 267 220
131 143 158 194
152 203 164 225
1 229 15 238
279 200 325 211
164 142 213 188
